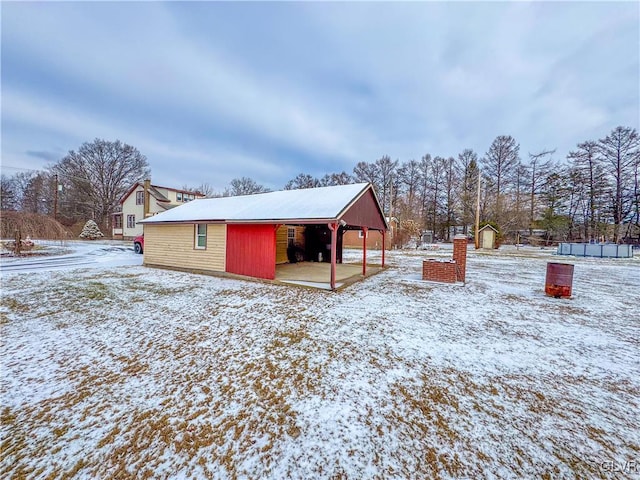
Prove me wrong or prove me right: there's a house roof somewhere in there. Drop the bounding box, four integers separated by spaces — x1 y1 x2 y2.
118 182 203 205
139 183 387 228
148 186 170 203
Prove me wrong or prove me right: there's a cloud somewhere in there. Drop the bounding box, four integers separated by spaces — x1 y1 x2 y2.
1 1 638 190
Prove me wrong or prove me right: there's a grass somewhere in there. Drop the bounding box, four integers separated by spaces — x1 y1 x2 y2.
1 248 638 479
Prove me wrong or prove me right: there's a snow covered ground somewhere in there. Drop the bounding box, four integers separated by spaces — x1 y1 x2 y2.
0 240 142 273
1 244 638 479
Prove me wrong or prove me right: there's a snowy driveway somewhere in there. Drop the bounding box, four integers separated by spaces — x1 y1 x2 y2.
0 240 142 274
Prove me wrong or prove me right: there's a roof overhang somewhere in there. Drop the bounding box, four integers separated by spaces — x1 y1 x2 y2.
139 182 388 230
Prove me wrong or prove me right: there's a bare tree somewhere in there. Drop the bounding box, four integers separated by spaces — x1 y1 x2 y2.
397 159 422 214
18 171 54 215
443 157 457 240
375 156 398 214
0 174 18 211
598 126 640 242
630 154 640 241
510 160 529 235
227 177 269 196
565 166 586 241
52 139 150 229
284 173 320 190
527 149 556 235
319 171 354 186
568 141 609 241
482 135 520 226
416 154 432 224
426 156 446 238
456 149 479 234
182 183 216 198
353 161 379 186
539 170 571 244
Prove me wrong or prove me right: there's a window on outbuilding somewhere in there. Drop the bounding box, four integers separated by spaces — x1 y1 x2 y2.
195 224 207 249
358 230 367 239
287 227 295 246
114 215 122 229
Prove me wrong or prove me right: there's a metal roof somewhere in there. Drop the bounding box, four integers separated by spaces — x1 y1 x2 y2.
139 183 380 225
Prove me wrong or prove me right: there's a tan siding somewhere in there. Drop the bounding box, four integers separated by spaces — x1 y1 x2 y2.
342 229 389 250
276 226 288 264
122 186 145 237
143 224 226 272
275 225 306 264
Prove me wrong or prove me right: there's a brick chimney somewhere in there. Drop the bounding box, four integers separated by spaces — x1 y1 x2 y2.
453 234 468 283
143 179 151 217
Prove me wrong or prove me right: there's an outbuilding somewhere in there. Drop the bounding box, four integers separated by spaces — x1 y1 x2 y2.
139 183 388 290
477 224 499 249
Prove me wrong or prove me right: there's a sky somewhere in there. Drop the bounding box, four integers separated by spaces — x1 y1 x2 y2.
1 1 638 192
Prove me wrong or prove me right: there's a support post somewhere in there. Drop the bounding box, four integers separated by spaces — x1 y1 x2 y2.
328 222 337 290
382 229 386 267
362 227 368 276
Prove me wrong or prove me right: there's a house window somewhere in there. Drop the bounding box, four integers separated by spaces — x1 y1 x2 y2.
177 192 183 202
127 215 136 229
114 215 122 229
195 224 207 249
287 227 295 246
358 230 367 239
136 191 144 205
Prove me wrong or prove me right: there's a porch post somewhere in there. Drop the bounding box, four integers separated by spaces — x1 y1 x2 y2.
362 227 368 276
382 229 386 267
329 222 337 290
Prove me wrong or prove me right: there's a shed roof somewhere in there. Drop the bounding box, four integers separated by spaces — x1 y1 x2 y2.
478 224 499 233
139 183 386 228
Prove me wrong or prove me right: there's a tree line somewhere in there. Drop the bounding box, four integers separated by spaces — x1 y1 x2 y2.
278 126 639 245
1 126 638 244
0 139 272 232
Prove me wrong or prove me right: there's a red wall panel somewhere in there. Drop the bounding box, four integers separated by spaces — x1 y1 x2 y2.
340 189 387 230
226 224 276 280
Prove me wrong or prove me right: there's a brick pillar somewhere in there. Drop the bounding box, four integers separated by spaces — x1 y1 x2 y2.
453 234 468 282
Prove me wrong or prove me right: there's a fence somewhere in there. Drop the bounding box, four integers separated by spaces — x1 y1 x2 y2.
557 243 633 258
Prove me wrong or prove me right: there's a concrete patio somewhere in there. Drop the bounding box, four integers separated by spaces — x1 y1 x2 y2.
275 262 383 290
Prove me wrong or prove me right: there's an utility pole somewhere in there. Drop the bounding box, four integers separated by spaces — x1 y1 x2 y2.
53 174 58 221
474 170 481 250
389 174 393 236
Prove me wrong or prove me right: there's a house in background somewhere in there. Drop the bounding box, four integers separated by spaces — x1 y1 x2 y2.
342 217 397 250
138 183 388 290
112 180 205 239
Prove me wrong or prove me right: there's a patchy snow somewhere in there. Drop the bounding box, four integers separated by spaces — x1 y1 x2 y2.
1 246 638 479
139 183 371 223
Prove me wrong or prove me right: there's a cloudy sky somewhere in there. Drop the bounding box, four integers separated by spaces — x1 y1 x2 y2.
2 1 638 191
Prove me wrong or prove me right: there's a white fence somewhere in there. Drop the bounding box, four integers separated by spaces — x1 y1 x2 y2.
557 243 633 258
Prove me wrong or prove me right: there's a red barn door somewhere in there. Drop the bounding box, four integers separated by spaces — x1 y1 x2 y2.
226 224 276 280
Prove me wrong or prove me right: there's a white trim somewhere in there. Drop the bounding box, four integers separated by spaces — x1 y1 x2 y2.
195 223 207 249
